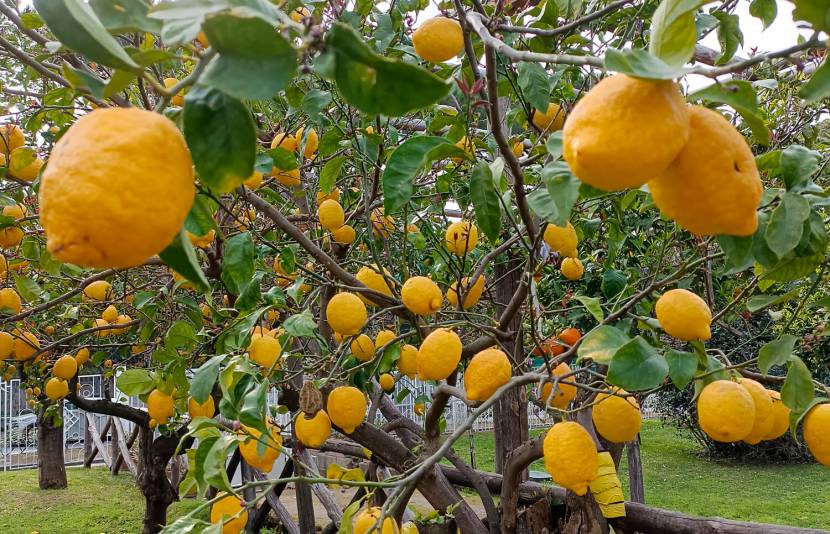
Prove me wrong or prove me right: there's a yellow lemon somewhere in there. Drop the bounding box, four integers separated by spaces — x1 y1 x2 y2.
188 396 215 418
273 167 301 187
417 328 461 381
543 222 578 258
804 403 830 466
186 229 215 248
2 203 26 219
163 77 184 107
591 390 641 443
114 314 132 334
296 126 318 159
350 334 375 362
290 6 310 23
445 220 478 255
0 226 23 248
464 348 511 401
239 423 282 472
270 132 298 152
401 276 442 315
762 390 790 441
243 171 263 190
355 264 394 305
0 124 25 152
13 330 39 361
446 275 485 310
543 421 598 496
40 108 194 268
83 280 112 301
147 389 175 425
560 257 584 281
648 105 762 236
210 494 247 534
540 363 577 410
326 292 367 335
697 380 755 443
739 378 774 445
52 355 78 380
563 74 690 191
532 103 566 132
375 329 396 349
327 386 366 434
45 377 69 401
354 507 399 534
0 331 13 358
397 344 418 378
379 373 395 391
413 402 425 416
247 336 282 370
295 409 332 447
655 288 711 341
317 187 341 205
74 347 90 365
0 287 22 314
8 148 43 181
332 224 356 245
318 199 345 231
101 304 118 323
370 208 395 238
412 17 463 63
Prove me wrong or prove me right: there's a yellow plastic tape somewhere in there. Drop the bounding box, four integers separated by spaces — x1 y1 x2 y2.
588 451 626 518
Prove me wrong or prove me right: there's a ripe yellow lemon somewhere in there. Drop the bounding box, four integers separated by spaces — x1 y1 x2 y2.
648 105 762 236
563 74 690 191
332 224 356 245
370 208 395 238
163 77 184 107
295 409 332 447
445 220 478 255
417 328 462 381
397 344 418 378
326 292 367 335
0 124 25 152
101 304 118 323
543 421 598 496
3 203 25 220
186 229 215 248
274 168 301 187
74 347 90 365
83 280 112 301
401 276 442 315
271 132 298 152
40 108 195 268
355 265 394 305
296 127 318 159
447 275 485 310
412 17 463 63
464 348 512 401
243 171 263 190
532 103 566 132
0 287 22 315
739 378 774 445
540 363 577 409
8 149 44 182
247 336 282 370
697 380 755 443
413 402 425 416
543 222 578 258
239 423 282 472
0 331 13 358
379 373 395 391
560 257 584 281
803 403 830 466
114 314 132 334
52 354 78 380
375 329 396 349
188 396 215 418
591 390 641 443
327 386 366 434
316 187 341 205
210 494 247 534
350 334 375 361
13 330 39 361
354 507 399 534
45 377 69 401
147 389 175 425
290 6 310 22
318 199 345 231
655 288 711 341
762 390 790 441
0 226 23 248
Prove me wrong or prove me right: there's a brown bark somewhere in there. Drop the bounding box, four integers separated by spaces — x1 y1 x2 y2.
37 402 67 489
136 428 179 534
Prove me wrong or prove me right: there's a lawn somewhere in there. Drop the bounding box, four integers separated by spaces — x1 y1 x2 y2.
1 421 828 532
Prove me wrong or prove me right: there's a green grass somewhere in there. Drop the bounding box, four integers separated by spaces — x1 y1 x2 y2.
451 420 830 529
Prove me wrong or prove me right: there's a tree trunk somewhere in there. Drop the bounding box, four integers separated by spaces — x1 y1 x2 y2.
37 402 67 489
137 427 177 534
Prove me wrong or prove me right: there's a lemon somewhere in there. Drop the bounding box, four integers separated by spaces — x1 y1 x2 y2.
354 506 399 534
401 276 442 315
295 409 332 447
196 31 210 47
379 373 395 391
274 168 301 187
8 148 43 181
74 347 90 365
0 226 23 248
247 336 282 370
290 6 310 23
563 74 690 191
417 328 462 381
447 275 485 310
13 330 39 361
413 402 426 416
739 378 774 445
355 265 394 305
532 103 566 132
147 389 175 425
210 494 247 534
3 203 25 219
45 377 69 401
318 199 345 231
543 222 578 258
347 334 373 361
114 314 132 334
591 390 641 443
0 124 25 152
464 348 512 401
512 140 524 157
243 171 263 190
397 344 418 378
370 209 395 238
295 126 318 159
655 288 711 341
373 330 394 350
697 380 755 443
163 77 184 107
762 390 790 441
560 258 584 280
188 396 215 418
648 106 762 236
186 229 215 248
40 108 195 268
451 136 474 163
0 331 13 358
101 304 118 323
271 132 298 152
83 280 112 301
543 421 598 496
52 355 78 380
327 385 366 434
316 187 341 205
239 423 282 472
332 224 356 244
326 292 367 335
445 220 479 255
804 403 830 467
540 362 577 409
0 287 22 314
412 17 463 63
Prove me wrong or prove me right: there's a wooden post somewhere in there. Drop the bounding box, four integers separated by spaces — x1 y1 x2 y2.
83 412 92 467
627 435 645 504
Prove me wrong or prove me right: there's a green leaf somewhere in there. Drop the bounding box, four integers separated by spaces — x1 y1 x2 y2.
34 0 140 70
688 81 769 145
201 8 297 100
574 295 604 322
781 356 814 413
89 0 161 33
607 336 668 391
665 349 697 389
238 379 268 428
546 131 563 159
382 136 462 213
758 334 798 374
13 275 42 303
203 434 237 494
183 85 256 193
20 12 45 29
116 369 154 396
185 194 220 236
236 272 265 312
765 193 811 258
649 0 708 67
378 343 401 374
800 58 830 102
166 320 197 350
749 0 777 29
283 309 317 337
191 355 224 403
788 397 827 441
269 147 298 171
604 48 689 80
601 269 627 298
61 64 106 98
757 253 823 283
746 289 800 313
791 0 830 32
159 229 209 291
324 22 450 116
527 163 580 228
517 62 550 113
779 145 820 191
577 325 630 364
712 12 743 65
221 232 255 296
470 162 502 243
319 156 346 194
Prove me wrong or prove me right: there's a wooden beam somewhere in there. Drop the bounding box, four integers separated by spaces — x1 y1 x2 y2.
86 414 112 469
83 415 110 467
